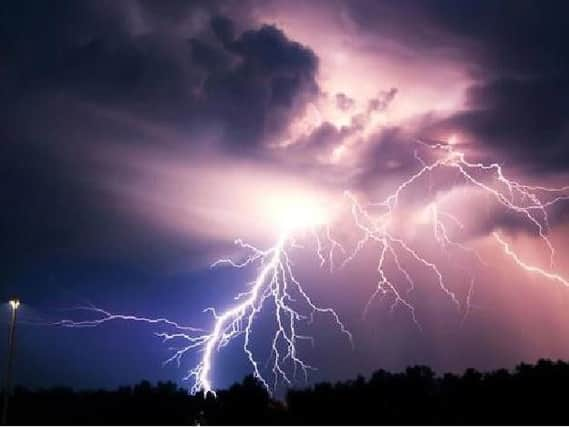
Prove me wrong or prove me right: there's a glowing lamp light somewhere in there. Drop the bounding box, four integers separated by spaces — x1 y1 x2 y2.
9 299 20 310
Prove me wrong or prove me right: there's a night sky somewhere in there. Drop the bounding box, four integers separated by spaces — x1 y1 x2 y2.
2 0 569 392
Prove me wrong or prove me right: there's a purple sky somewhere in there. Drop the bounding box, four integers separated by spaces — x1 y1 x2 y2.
1 0 569 391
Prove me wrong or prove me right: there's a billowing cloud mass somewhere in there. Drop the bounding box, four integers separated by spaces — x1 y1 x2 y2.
337 0 569 170
1 0 569 390
1 0 323 267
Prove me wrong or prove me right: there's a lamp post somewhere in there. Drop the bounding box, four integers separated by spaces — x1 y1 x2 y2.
2 299 20 425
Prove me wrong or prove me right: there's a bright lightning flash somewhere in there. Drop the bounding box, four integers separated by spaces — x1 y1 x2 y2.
267 195 329 233
57 196 352 397
55 138 569 396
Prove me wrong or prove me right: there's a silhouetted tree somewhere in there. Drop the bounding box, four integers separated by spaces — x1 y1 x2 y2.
3 359 569 424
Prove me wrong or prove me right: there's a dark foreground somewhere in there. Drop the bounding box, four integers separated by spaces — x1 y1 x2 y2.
2 359 569 425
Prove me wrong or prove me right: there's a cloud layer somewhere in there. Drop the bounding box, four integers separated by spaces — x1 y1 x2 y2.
2 0 569 390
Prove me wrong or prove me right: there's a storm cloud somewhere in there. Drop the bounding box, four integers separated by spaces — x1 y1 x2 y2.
2 0 569 392
0 0 321 272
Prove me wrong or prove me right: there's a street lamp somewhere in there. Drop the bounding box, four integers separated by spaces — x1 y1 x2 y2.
2 299 20 425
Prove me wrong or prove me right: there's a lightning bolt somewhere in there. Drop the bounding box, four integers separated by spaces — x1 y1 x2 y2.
493 232 569 287
54 306 204 331
339 139 568 328
57 231 352 396
54 138 569 396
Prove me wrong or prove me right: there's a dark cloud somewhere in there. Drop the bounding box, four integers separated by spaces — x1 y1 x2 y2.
340 0 569 73
424 1 569 77
339 0 569 173
430 75 569 171
419 1 569 172
210 15 236 46
1 0 319 141
0 0 320 273
198 22 319 150
354 127 427 190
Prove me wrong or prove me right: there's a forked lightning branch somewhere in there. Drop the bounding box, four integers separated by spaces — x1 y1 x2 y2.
56 141 569 395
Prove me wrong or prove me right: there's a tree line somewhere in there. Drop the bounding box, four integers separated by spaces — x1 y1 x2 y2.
2 359 569 425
